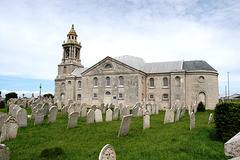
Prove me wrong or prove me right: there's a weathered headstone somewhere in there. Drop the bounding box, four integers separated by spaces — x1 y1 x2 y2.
0 114 9 132
95 109 103 123
16 108 27 127
31 103 42 120
100 103 104 113
42 103 50 117
118 115 132 137
86 109 95 124
152 104 156 115
8 104 15 115
190 112 195 130
146 102 152 115
57 100 63 110
106 109 113 122
137 108 143 117
67 112 79 129
175 108 181 122
34 108 44 126
113 107 119 121
119 103 123 111
76 103 81 115
67 99 73 106
169 108 175 123
180 106 186 118
98 144 116 160
156 104 159 115
61 106 68 116
164 109 170 124
120 106 128 120
12 105 21 118
103 104 108 114
225 132 240 157
91 104 97 111
0 116 18 142
81 103 87 117
68 103 76 117
208 113 213 125
143 110 150 130
132 106 139 117
48 106 58 123
0 144 10 160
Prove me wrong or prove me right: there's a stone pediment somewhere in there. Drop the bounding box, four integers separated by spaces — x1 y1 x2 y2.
82 56 144 76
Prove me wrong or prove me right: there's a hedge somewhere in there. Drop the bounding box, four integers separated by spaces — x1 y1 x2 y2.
214 102 240 142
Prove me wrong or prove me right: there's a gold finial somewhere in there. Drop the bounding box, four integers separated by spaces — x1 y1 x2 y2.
68 24 77 36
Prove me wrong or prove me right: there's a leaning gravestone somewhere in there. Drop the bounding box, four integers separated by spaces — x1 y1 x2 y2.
8 104 15 115
0 116 18 143
224 132 240 157
175 108 181 122
118 115 132 137
120 106 128 120
132 106 139 117
208 113 213 124
137 108 143 117
98 144 116 160
31 104 42 120
42 103 50 117
190 112 195 130
86 109 95 124
0 114 9 132
169 108 175 123
34 108 44 126
67 112 79 129
81 103 87 117
61 106 68 116
0 144 10 160
48 106 58 123
95 109 103 123
143 110 150 130
180 106 186 118
12 105 21 118
164 109 170 124
68 104 76 118
113 107 119 121
16 108 27 127
106 109 113 122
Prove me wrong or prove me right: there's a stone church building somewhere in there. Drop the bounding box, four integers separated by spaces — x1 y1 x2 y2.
54 25 219 110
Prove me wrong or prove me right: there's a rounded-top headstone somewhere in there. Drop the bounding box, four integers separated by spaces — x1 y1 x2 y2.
98 144 116 160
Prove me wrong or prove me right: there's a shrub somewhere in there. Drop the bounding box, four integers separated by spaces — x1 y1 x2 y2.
197 101 205 112
43 93 54 99
214 102 240 142
40 147 65 159
5 92 17 103
0 100 5 108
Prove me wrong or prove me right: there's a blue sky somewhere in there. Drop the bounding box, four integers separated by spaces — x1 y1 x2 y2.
0 0 239 98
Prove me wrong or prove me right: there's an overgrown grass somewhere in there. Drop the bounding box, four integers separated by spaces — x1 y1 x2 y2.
0 107 229 160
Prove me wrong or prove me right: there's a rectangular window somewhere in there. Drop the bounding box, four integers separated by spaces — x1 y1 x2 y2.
163 94 169 101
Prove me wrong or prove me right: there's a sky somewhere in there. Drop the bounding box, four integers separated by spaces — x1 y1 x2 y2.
0 0 239 98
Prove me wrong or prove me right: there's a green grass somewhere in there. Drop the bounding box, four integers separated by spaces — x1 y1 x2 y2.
0 107 229 160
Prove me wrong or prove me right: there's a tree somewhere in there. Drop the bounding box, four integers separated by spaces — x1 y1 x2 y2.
5 92 18 103
43 93 54 99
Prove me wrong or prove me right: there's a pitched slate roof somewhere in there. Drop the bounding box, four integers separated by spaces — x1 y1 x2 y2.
72 67 88 76
183 60 216 71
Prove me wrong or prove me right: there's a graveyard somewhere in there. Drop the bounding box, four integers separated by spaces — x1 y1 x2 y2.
0 104 228 160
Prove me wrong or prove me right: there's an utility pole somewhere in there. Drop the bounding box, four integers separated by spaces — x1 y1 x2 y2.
227 72 230 99
39 84 42 100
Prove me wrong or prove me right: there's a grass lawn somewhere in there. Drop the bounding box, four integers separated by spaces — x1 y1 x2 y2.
0 107 229 160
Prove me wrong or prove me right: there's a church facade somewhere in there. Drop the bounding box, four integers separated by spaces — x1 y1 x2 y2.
54 25 219 110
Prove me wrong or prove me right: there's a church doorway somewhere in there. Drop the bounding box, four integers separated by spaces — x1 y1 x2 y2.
198 92 206 105
104 91 112 105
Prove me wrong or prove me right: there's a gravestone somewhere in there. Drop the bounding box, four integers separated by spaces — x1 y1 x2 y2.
87 109 95 124
81 103 87 117
143 110 150 130
42 103 50 117
61 106 68 116
95 109 103 123
106 109 113 122
0 116 18 143
156 104 159 115
137 108 143 117
31 102 37 110
91 104 97 111
67 99 73 106
34 108 44 126
0 114 9 132
190 112 195 130
175 108 181 122
120 106 128 120
68 103 76 118
180 106 186 118
57 100 63 110
164 109 170 124
76 103 81 115
119 103 123 111
169 108 175 123
31 104 42 120
98 144 116 160
8 104 15 115
0 144 10 160
118 115 132 137
103 104 108 114
152 104 156 115
132 106 139 117
146 102 152 115
208 113 213 124
100 103 104 113
113 107 119 121
16 108 27 127
12 105 21 118
225 132 240 157
67 112 79 129
48 106 58 123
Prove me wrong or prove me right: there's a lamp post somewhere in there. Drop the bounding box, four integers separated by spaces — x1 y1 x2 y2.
39 84 42 100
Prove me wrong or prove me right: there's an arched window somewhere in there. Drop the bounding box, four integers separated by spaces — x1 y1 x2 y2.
105 64 112 69
119 76 124 86
175 76 180 87
150 78 154 87
77 94 81 100
78 81 82 89
105 91 111 95
93 77 98 87
63 66 67 74
106 77 110 86
163 77 168 87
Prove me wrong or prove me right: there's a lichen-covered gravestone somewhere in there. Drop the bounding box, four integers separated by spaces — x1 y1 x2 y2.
95 109 103 123
164 109 170 124
175 108 181 122
68 103 76 118
48 106 58 123
86 109 94 124
91 104 97 111
31 103 42 120
61 106 68 116
118 115 132 137
143 110 150 130
16 108 27 127
81 103 87 117
106 109 113 122
34 108 44 126
190 112 195 130
225 132 240 157
169 108 175 123
67 112 79 129
0 144 10 160
42 103 50 117
146 102 152 115
120 106 128 120
98 144 116 160
137 108 143 117
113 107 119 121
180 106 186 118
0 116 18 143
132 106 139 117
75 103 81 115
0 114 9 132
